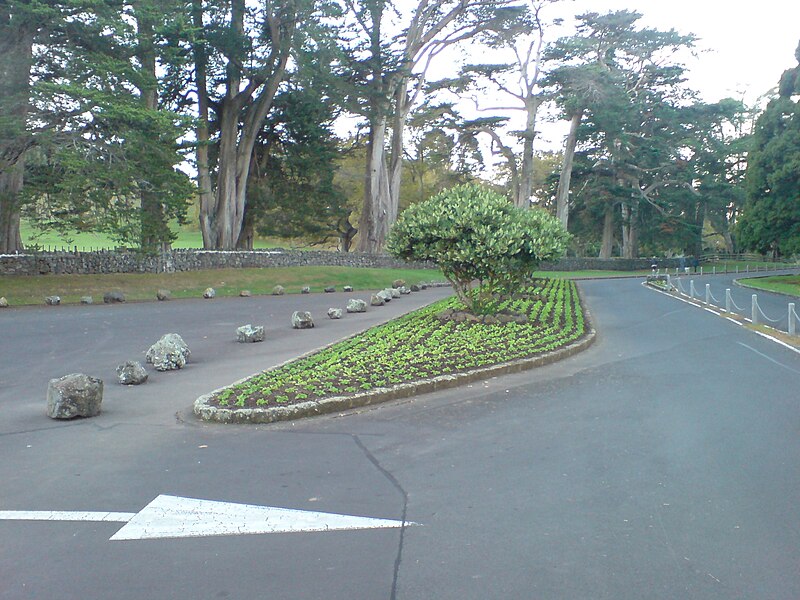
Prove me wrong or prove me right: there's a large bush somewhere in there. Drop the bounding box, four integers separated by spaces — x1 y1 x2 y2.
386 184 570 313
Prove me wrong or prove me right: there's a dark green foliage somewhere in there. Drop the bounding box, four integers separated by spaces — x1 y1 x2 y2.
738 43 800 257
386 184 570 313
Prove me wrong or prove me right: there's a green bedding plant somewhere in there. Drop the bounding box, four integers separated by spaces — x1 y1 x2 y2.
211 278 586 410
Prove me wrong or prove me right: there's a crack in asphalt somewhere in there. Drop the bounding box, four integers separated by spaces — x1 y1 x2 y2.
351 434 409 600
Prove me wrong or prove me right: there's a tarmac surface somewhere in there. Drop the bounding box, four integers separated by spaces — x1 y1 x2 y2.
1 276 799 599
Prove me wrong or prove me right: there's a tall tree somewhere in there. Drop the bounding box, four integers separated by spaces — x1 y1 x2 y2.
737 42 800 257
0 1 48 252
190 0 316 249
461 1 559 208
341 0 512 252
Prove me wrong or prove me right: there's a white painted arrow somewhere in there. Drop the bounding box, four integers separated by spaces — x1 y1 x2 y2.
0 495 414 541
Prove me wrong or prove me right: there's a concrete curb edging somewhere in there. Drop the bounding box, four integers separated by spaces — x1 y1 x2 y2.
193 292 596 425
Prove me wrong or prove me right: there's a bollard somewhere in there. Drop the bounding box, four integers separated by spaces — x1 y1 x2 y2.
725 289 732 313
705 283 711 305
751 294 758 325
690 280 696 298
736 265 739 274
790 303 796 336
746 265 749 273
713 266 716 275
700 266 704 276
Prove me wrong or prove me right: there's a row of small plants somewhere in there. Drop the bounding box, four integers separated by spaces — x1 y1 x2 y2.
212 277 586 410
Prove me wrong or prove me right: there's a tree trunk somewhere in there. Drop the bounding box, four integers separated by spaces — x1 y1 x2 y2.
599 203 614 259
0 19 33 253
556 110 582 229
136 2 169 252
357 115 391 253
518 96 541 209
621 200 639 259
191 0 214 249
388 80 410 227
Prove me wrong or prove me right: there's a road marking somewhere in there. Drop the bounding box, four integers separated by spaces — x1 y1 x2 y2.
738 343 800 373
0 495 413 541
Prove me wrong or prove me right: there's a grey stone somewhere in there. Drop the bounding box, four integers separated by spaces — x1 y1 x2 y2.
157 289 172 301
342 285 353 292
392 279 406 289
116 361 148 385
46 373 103 419
301 286 311 294
377 289 393 302
45 296 61 306
389 288 401 298
203 287 216 299
324 286 335 293
145 333 191 371
418 282 428 290
410 284 421 292
398 286 411 295
272 285 285 296
239 290 251 297
236 324 265 343
346 298 367 313
327 308 343 319
370 293 385 307
0 297 8 308
80 296 93 305
291 311 314 329
103 291 126 303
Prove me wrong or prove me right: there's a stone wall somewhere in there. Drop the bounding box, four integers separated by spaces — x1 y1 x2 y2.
0 249 684 277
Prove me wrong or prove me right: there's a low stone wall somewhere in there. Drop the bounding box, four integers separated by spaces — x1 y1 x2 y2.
0 249 683 277
0 249 435 276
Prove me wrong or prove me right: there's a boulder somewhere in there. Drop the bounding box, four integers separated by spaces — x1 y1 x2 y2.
418 282 428 290
377 289 392 302
346 299 367 313
342 285 353 292
145 333 191 371
389 288 401 299
0 297 8 308
410 284 421 292
203 287 216 299
301 286 311 294
46 373 103 419
398 286 411 295
116 361 148 385
272 285 285 296
370 293 385 307
324 286 336 293
291 311 314 329
237 324 265 343
327 308 343 319
392 279 406 289
103 291 126 304
157 289 172 301
80 296 93 305
45 296 61 306
239 290 251 297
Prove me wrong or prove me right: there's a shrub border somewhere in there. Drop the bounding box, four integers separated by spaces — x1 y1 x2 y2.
193 289 596 424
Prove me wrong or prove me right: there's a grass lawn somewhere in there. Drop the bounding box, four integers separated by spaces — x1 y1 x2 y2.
737 275 800 297
211 278 585 410
0 266 443 306
20 222 282 251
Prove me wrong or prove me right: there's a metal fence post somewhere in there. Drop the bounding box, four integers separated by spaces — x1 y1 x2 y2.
725 289 732 313
752 295 758 325
790 303 796 336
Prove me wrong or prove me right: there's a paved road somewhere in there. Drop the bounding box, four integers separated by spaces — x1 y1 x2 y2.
668 268 800 333
1 278 799 599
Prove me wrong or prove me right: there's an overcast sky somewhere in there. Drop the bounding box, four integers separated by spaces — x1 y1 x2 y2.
569 0 800 104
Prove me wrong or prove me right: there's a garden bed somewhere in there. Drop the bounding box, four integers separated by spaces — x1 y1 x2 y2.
201 278 587 418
